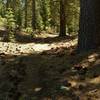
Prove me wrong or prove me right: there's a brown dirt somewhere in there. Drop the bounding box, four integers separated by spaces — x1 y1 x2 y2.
0 35 100 100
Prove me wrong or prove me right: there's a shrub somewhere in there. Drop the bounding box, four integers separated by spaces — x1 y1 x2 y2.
24 27 33 34
5 8 16 42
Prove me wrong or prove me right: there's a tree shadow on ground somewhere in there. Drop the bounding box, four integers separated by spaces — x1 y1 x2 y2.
0 46 76 99
0 53 72 99
15 32 77 44
70 47 100 69
0 45 100 100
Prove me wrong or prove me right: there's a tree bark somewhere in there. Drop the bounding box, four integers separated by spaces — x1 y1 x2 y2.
59 0 66 37
94 0 100 46
25 0 28 28
6 0 10 9
32 0 36 30
77 0 100 53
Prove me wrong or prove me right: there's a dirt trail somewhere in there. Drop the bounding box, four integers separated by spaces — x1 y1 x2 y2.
0 39 77 55
0 37 100 100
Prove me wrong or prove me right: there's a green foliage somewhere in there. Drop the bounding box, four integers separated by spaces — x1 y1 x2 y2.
0 0 80 36
0 0 5 17
39 0 50 29
35 4 44 30
16 9 22 27
0 16 6 26
5 8 16 29
66 0 80 34
23 27 33 34
5 8 16 42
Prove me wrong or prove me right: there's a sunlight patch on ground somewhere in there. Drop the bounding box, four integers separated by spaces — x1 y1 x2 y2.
33 43 51 51
88 76 100 84
34 32 58 38
0 39 77 55
88 53 99 63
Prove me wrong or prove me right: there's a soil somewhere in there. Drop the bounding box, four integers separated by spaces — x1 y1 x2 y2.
0 34 100 100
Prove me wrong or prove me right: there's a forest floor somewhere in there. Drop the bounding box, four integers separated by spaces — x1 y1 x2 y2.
0 33 100 100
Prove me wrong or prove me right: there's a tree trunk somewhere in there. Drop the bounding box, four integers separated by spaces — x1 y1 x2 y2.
59 0 66 37
77 0 100 53
32 0 36 30
6 0 10 9
25 0 28 28
94 0 100 46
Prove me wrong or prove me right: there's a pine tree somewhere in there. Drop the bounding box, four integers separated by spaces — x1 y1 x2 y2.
78 0 100 52
32 0 36 30
59 0 66 37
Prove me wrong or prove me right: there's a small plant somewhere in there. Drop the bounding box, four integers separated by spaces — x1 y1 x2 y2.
22 27 34 38
0 16 6 26
24 27 33 34
5 8 16 42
